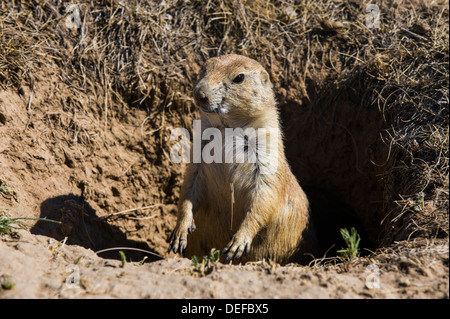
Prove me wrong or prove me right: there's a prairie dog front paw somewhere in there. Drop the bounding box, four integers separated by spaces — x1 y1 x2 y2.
168 217 196 254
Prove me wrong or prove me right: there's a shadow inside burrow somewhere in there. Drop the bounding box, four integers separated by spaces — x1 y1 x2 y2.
31 194 161 262
305 187 373 259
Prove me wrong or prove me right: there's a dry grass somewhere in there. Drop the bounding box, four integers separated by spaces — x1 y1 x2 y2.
0 176 15 200
0 0 448 247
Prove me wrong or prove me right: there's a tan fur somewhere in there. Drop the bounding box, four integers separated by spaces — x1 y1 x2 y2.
168 54 318 264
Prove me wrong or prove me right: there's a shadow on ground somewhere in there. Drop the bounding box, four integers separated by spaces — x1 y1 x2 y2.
31 194 161 262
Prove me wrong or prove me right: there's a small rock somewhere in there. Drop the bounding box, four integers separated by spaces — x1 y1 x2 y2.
320 20 346 32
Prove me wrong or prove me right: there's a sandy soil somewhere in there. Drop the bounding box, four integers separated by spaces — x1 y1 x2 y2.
0 228 448 299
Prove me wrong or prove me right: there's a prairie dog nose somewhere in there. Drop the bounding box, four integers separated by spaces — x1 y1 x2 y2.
193 80 210 106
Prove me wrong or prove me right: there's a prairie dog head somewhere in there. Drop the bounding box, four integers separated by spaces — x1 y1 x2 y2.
193 54 275 120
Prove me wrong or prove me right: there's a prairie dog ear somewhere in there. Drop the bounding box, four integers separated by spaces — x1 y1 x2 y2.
260 69 272 88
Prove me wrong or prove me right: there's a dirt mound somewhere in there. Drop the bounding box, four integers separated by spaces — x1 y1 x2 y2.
0 0 448 298
1 229 448 298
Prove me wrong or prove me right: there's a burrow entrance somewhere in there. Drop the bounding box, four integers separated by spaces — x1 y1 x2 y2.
29 85 391 263
280 89 389 258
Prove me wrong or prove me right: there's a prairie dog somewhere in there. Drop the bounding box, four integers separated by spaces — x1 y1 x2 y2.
168 54 317 264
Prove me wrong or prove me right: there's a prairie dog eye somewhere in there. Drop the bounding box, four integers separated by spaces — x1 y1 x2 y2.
232 74 245 84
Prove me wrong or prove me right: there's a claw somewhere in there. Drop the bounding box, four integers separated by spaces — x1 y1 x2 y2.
233 245 245 261
221 238 235 262
167 232 175 253
222 250 230 263
223 254 231 263
172 240 178 254
222 235 252 263
179 238 186 255
221 247 228 257
188 223 196 234
168 218 195 255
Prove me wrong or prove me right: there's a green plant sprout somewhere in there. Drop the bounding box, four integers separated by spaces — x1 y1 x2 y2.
0 210 61 237
191 248 221 277
337 227 361 261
